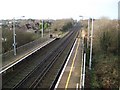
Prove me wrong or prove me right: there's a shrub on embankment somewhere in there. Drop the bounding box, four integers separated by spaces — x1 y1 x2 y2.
85 17 119 88
2 28 37 53
92 17 119 88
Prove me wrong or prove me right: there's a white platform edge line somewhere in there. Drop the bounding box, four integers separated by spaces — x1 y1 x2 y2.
0 39 55 74
54 39 77 89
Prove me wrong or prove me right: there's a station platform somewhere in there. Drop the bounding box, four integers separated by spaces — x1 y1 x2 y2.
0 38 55 74
55 31 82 89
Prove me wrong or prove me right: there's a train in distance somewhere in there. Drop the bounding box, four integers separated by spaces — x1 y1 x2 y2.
49 34 60 39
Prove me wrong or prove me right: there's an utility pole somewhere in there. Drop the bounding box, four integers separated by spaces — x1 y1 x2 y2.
48 19 50 37
89 18 94 70
13 18 16 56
42 19 44 38
49 28 50 37
12 16 25 56
87 18 90 48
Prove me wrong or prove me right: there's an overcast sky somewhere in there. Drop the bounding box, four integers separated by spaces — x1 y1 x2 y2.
0 0 119 20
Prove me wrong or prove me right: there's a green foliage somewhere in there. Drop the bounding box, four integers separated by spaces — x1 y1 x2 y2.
39 21 50 30
39 23 42 30
44 23 49 30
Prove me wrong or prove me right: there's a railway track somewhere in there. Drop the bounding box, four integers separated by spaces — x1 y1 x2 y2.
35 29 79 89
2 39 59 88
2 24 81 89
30 30 78 88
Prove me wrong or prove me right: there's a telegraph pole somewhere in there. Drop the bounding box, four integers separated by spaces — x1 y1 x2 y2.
48 19 50 37
42 19 44 38
89 18 94 70
12 16 25 56
87 18 90 48
13 18 16 56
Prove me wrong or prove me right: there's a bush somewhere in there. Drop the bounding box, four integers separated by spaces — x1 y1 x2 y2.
87 17 119 88
62 22 73 31
16 30 35 47
51 19 74 32
93 18 118 55
2 29 36 53
93 55 119 88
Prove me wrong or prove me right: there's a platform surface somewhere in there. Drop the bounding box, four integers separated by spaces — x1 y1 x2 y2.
0 38 55 73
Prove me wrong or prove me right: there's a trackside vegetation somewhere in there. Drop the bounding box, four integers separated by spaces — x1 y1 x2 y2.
2 19 74 53
83 17 119 89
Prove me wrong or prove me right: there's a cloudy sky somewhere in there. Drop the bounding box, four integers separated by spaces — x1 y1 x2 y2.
0 0 119 20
